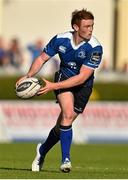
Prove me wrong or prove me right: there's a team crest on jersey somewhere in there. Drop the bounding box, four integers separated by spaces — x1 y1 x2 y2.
59 46 66 53
78 50 86 59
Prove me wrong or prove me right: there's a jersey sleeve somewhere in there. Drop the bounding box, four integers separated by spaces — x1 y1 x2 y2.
83 46 103 69
43 35 58 57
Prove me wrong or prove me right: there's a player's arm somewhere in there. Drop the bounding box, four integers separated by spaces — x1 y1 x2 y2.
55 65 94 88
38 65 94 95
16 52 50 85
16 35 58 85
27 52 50 77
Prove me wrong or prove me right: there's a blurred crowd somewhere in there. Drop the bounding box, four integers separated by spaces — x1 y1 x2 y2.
0 36 59 76
0 37 24 72
0 36 128 77
100 59 128 74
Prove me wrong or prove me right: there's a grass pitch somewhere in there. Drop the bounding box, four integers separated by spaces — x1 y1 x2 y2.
0 143 128 179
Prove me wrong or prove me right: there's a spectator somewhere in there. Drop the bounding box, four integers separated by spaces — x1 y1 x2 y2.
122 62 128 73
0 36 8 67
100 59 109 72
27 39 44 62
7 38 24 69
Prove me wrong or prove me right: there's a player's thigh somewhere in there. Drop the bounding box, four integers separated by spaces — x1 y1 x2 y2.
57 92 77 119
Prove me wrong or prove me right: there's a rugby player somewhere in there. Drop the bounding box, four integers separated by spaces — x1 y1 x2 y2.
17 8 103 172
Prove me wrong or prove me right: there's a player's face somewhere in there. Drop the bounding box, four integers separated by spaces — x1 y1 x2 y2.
77 19 94 40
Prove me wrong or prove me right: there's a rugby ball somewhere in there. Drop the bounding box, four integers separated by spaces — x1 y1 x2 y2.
16 77 42 99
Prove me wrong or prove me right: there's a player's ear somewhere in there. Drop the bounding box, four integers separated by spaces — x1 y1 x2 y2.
73 24 79 32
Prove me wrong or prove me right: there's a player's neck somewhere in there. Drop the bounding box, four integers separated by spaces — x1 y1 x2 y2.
73 32 86 45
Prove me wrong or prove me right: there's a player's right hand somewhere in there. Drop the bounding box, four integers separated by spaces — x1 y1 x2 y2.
16 75 28 87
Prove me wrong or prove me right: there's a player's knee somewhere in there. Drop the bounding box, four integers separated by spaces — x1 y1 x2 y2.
62 111 74 123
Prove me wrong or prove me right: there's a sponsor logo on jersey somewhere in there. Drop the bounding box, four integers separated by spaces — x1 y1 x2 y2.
78 50 86 59
68 62 77 69
59 46 66 53
90 51 101 65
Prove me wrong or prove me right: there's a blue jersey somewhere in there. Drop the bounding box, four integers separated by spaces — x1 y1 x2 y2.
43 31 103 85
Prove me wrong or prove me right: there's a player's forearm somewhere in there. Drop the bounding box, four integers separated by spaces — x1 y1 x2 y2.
38 74 86 95
55 68 94 90
55 74 86 90
27 56 46 77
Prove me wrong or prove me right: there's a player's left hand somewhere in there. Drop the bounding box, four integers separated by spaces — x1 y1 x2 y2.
37 78 56 95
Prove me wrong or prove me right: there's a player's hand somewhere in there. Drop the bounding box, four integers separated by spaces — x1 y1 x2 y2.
16 75 28 87
37 78 56 95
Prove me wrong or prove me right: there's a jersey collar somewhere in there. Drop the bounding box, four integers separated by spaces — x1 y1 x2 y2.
71 33 86 50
